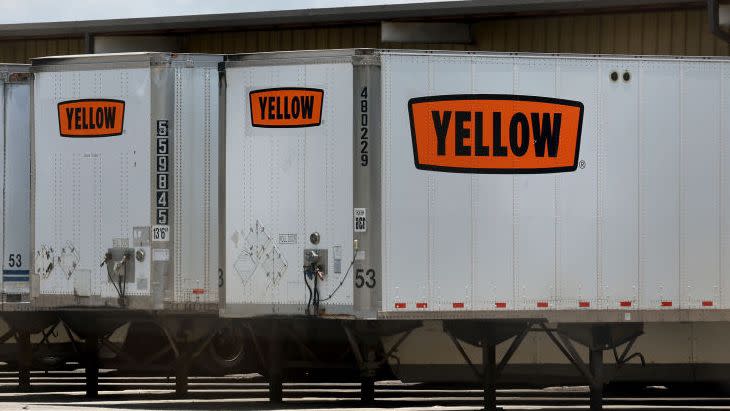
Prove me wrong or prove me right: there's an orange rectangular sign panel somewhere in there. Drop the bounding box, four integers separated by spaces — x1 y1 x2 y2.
57 99 125 137
408 95 583 173
249 88 324 128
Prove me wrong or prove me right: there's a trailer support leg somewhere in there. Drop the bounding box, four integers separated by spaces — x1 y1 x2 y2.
589 347 604 411
361 348 376 404
361 375 375 403
84 336 99 398
175 349 191 397
17 331 31 391
443 320 533 411
268 322 283 404
482 340 498 411
342 325 379 404
543 323 644 411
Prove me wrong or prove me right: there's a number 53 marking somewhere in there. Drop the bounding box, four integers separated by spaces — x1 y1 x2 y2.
355 268 376 288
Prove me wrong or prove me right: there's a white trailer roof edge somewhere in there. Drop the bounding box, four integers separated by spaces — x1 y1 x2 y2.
225 47 730 65
378 48 730 62
31 52 222 72
0 64 30 73
0 64 30 83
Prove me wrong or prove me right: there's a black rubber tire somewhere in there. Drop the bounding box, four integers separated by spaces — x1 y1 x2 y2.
196 323 249 375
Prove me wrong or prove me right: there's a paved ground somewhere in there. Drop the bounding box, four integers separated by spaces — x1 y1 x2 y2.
0 371 728 410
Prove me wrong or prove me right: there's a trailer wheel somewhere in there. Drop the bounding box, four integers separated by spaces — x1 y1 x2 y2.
197 323 248 375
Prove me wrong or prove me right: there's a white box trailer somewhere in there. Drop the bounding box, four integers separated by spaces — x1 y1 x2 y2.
31 53 222 312
222 49 730 321
221 50 730 409
0 65 61 392
0 65 31 305
222 50 356 316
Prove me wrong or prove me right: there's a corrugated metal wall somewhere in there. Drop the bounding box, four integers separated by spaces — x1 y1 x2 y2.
184 8 729 56
1 8 728 63
0 38 84 63
473 9 729 55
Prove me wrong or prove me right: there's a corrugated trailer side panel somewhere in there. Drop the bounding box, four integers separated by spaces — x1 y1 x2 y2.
31 54 221 309
2 68 31 298
553 58 599 309
600 59 639 310
0 79 4 296
640 61 681 309
33 66 153 301
380 52 730 314
172 65 220 304
224 55 354 316
723 65 730 310
679 62 722 308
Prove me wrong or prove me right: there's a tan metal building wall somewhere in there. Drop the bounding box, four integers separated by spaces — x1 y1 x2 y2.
0 38 84 63
0 8 728 63
472 9 730 55
185 9 729 56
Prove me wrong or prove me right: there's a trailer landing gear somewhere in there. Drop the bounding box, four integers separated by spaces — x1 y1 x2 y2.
17 331 31 391
443 320 644 411
174 347 192 397
444 320 532 411
2 312 60 392
359 348 376 404
156 319 218 398
542 323 645 411
84 336 100 398
589 345 603 410
268 321 283 404
342 321 418 405
240 320 285 404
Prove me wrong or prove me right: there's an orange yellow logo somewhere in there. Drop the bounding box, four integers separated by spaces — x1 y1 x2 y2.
58 99 125 137
249 88 323 128
408 95 583 173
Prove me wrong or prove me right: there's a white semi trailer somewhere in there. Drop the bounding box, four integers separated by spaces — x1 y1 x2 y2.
0 64 65 390
0 64 31 304
29 53 246 396
221 49 730 411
